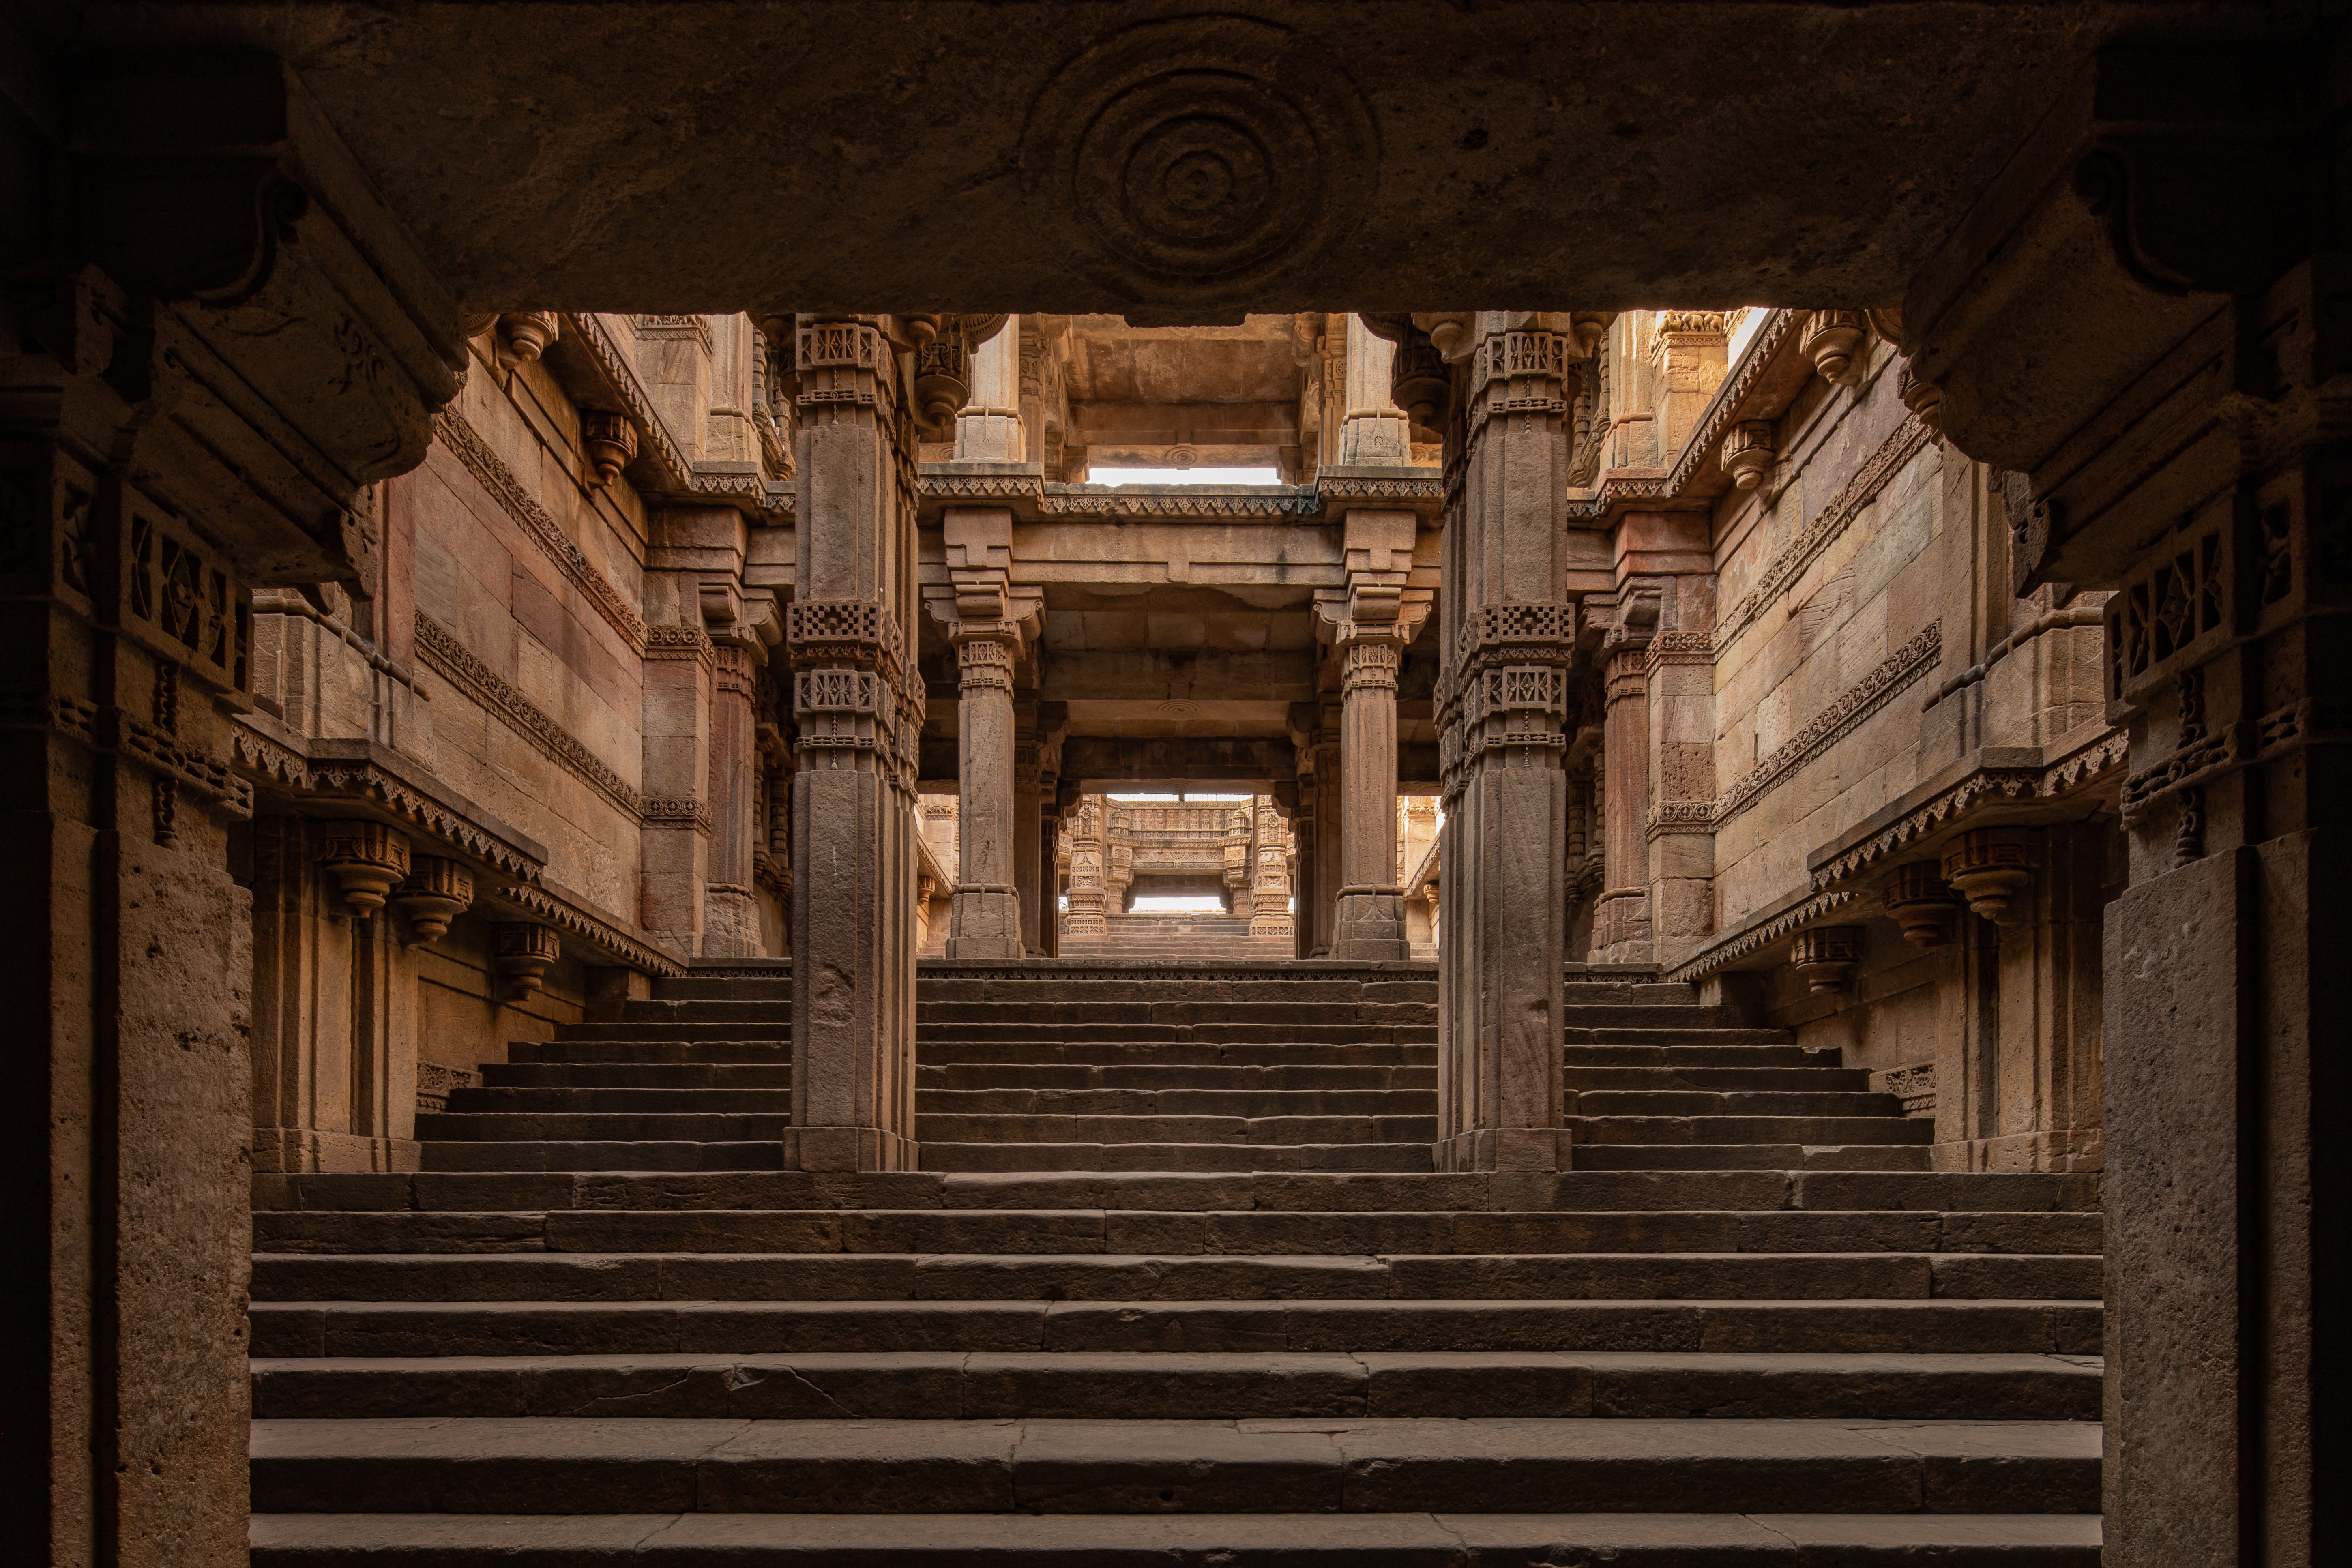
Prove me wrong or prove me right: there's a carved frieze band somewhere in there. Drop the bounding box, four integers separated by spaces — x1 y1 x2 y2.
414 612 645 818
1663 887 1863 985
5 692 255 815
433 410 649 652
1715 415 1939 651
481 880 687 978
1710 622 1943 826
227 720 546 880
1807 729 2128 890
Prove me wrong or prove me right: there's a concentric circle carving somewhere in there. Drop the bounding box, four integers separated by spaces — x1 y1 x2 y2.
1025 16 1376 296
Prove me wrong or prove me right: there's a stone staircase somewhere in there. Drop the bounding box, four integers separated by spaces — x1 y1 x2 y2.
1058 911 1293 959
250 962 2102 1563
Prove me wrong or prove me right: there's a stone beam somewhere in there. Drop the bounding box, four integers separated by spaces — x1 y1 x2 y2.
55 6 2238 311
1039 648 1320 704
1059 736 1297 791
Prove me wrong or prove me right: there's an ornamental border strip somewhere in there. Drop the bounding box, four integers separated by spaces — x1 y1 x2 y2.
1714 414 1940 652
414 612 645 819
1806 728 2128 892
433 408 649 653
1710 621 1943 827
1662 887 1864 985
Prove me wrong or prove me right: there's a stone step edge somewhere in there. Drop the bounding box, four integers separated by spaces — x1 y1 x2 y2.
252 1169 2105 1214
248 1510 2104 1564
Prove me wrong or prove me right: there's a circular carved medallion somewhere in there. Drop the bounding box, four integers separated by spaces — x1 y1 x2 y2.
1024 16 1376 297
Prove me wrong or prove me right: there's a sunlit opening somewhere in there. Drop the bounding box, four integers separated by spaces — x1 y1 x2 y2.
1088 467 1283 487
1128 896 1229 913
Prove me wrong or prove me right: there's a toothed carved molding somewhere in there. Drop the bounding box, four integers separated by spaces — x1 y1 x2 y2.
414 612 644 818
433 410 648 653
5 692 255 815
915 473 1442 521
1663 888 1864 985
1707 622 1942 826
228 720 546 882
1714 414 1940 651
1808 729 2128 892
480 880 688 979
569 312 792 508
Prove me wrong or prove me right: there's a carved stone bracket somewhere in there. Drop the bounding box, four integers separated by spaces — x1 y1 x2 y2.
1941 828 2041 922
394 856 474 948
317 820 412 915
494 921 562 1001
1790 926 1865 993
1881 862 1961 949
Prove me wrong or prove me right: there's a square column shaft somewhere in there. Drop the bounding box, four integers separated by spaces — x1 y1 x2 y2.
1332 637 1408 959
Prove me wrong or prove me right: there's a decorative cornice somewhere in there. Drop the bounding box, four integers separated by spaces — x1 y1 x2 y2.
414 612 644 818
915 472 1444 523
228 721 546 881
1663 887 1863 985
1808 727 2129 892
1715 414 1939 651
480 879 687 978
641 795 714 834
568 312 794 514
1566 309 1802 525
1711 622 1944 827
433 409 649 653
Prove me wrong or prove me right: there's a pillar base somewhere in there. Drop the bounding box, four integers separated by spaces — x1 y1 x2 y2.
1331 888 1408 961
1435 1127 1566 1173
947 887 1024 957
785 1125 920 1172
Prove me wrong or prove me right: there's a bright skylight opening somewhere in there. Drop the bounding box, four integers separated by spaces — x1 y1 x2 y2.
1105 792 1255 802
1088 467 1283 487
1128 897 1229 913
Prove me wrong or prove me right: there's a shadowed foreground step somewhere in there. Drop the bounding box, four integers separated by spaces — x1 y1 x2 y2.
251 1510 2105 1564
251 1416 2101 1514
253 965 2105 1562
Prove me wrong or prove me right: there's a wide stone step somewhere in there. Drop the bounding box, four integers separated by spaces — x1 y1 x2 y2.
248 1296 2101 1358
1568 1091 1906 1118
922 1062 1437 1091
916 1088 1434 1117
249 1168 2104 1218
916 1114 1435 1146
250 1205 2102 1259
916 1142 1438 1174
554 1023 794 1042
250 1508 2105 1564
915 977 1442 1004
419 1143 786 1173
918 1024 1441 1045
414 1113 792 1142
249 1249 2104 1305
1566 1116 1937 1148
920 1041 1437 1066
511 1041 794 1065
249 1349 2103 1422
918 1002 1439 1026
449 1088 796 1115
1570 1144 1934 1173
247 1415 2101 1515
485 1063 795 1089
1562 1065 1870 1092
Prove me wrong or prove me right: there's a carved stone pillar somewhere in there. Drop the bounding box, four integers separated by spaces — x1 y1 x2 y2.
1337 313 1412 465
1594 646 1655 961
1897 58 2352 1555
953 313 1024 462
1 63 467 1556
946 628 1024 957
702 638 764 956
1434 314 1583 1172
1062 798 1108 937
1011 697 1044 956
641 620 715 955
1251 798 1296 941
1035 714 1068 957
1289 699 1344 957
785 315 925 1173
1332 637 1408 959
